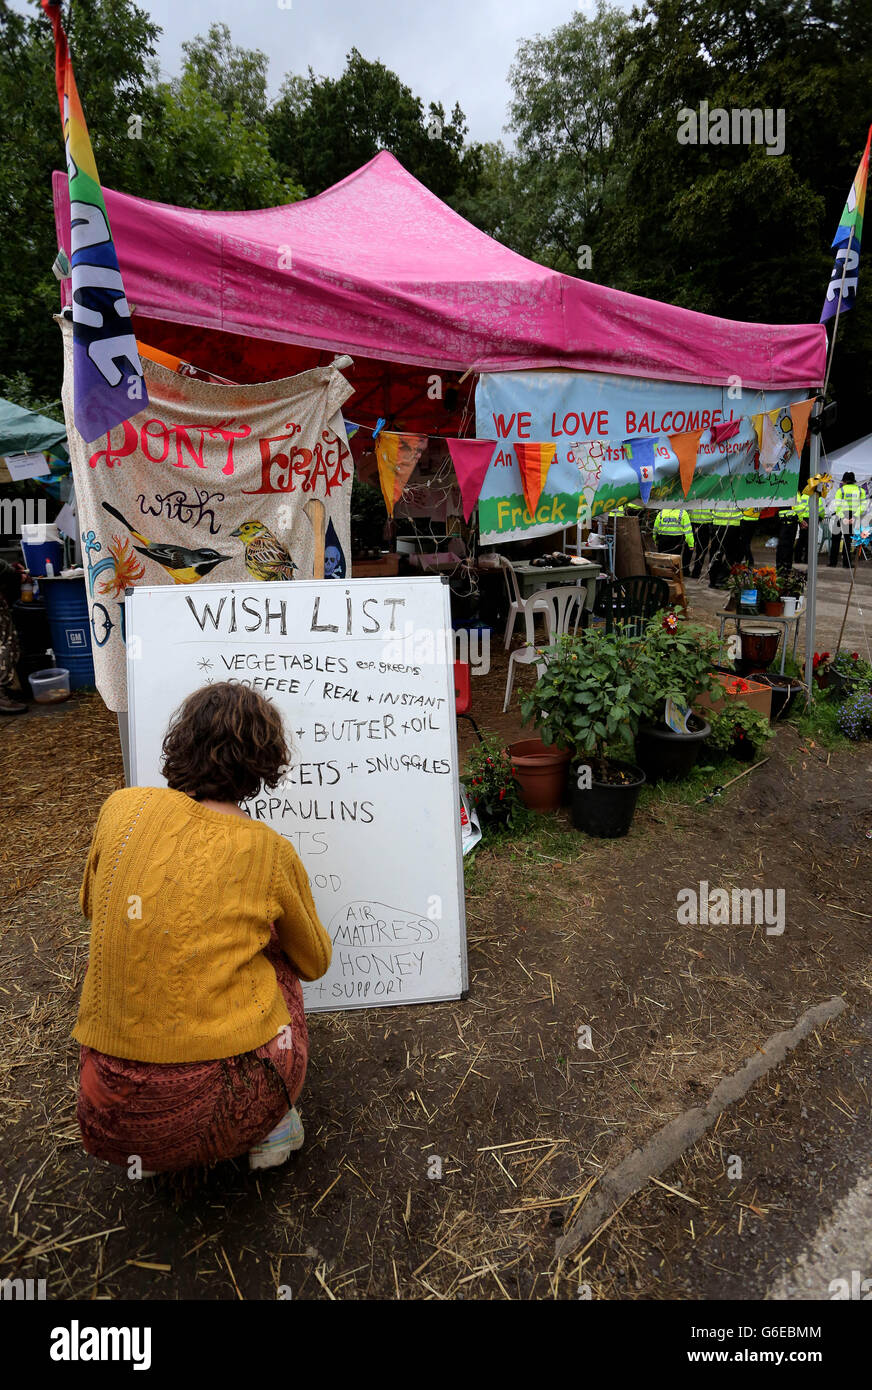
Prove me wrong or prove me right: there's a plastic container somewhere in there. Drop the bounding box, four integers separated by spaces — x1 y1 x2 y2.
40 576 95 689
28 667 71 704
21 524 63 578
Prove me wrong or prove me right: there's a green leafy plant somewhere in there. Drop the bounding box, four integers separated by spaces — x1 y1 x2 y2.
350 478 387 555
635 614 722 726
464 734 528 832
708 706 773 759
829 651 872 686
778 568 806 598
519 627 647 765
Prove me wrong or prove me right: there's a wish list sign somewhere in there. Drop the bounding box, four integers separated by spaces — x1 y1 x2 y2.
125 577 467 1012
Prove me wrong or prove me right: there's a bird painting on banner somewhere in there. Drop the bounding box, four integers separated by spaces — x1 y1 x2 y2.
101 503 231 583
231 520 299 581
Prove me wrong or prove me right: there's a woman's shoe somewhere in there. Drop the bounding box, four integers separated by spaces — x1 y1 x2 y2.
248 1106 304 1171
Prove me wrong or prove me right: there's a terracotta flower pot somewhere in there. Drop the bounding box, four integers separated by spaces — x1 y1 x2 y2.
763 600 784 616
508 739 571 812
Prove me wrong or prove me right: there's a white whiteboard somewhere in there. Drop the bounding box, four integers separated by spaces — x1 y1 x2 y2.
126 577 467 1012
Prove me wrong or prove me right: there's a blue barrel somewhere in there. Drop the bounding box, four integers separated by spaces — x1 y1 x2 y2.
40 577 96 689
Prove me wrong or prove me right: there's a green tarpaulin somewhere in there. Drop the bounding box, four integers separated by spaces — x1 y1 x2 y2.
0 397 69 463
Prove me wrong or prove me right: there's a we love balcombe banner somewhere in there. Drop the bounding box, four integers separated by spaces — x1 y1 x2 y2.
60 318 353 712
475 370 815 543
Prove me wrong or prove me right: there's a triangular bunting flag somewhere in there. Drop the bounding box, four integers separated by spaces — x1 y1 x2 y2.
710 418 741 446
447 439 497 521
622 436 657 504
789 398 815 460
669 429 705 496
514 442 556 516
751 414 765 451
375 431 427 515
574 442 604 528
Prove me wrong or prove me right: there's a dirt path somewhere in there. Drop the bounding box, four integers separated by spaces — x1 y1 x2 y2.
1 677 870 1300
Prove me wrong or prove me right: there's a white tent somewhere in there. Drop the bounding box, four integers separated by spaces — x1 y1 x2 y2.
826 432 872 487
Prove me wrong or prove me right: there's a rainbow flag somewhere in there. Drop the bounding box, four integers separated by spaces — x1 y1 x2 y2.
514 442 556 516
41 1 147 442
821 125 871 324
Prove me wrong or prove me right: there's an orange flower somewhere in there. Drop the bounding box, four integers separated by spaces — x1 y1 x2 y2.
98 535 146 599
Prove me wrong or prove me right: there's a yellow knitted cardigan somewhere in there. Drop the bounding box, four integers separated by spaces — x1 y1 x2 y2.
75 786 332 1063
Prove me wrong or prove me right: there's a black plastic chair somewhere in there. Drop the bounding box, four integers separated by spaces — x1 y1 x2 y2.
593 575 670 636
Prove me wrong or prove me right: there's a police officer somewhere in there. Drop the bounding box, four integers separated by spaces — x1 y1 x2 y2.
792 489 824 564
828 471 864 569
775 495 798 573
739 507 759 567
653 506 694 573
717 506 746 572
689 508 714 580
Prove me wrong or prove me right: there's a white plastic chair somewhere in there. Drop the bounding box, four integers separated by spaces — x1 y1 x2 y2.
499 555 549 649
503 585 585 713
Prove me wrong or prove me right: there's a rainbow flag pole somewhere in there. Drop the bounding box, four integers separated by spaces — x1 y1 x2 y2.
41 1 147 443
820 124 871 393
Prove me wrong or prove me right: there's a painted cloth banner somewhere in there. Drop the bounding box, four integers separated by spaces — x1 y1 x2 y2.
42 1 147 443
59 318 353 712
475 370 816 543
446 438 496 520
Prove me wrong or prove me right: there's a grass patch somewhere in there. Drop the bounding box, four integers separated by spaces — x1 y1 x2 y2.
784 691 851 749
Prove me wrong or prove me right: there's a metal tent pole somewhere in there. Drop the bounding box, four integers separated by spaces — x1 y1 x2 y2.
804 407 822 706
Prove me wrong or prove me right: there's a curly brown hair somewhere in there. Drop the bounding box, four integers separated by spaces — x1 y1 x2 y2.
161 682 290 803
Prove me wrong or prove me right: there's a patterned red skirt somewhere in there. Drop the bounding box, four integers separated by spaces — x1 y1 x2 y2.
77 934 309 1172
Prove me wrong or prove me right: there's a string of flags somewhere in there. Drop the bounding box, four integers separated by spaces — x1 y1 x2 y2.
345 396 817 518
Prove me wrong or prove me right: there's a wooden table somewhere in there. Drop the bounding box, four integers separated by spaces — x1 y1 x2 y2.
512 560 600 608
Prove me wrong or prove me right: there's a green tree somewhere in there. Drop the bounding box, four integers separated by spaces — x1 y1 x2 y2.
179 22 269 127
505 0 632 271
267 48 470 200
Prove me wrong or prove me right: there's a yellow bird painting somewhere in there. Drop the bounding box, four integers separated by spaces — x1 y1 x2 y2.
230 520 298 581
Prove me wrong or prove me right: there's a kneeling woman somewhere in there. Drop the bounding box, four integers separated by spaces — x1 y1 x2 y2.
74 682 332 1173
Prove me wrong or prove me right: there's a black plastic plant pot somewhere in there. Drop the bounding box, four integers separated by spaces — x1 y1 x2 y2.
570 760 646 838
756 673 802 720
635 718 711 783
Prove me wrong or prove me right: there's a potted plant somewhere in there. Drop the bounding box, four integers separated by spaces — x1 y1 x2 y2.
708 706 773 762
519 627 647 837
634 612 718 781
826 651 872 701
810 651 832 688
350 478 389 559
778 568 806 617
464 734 528 832
726 565 759 613
755 567 784 616
837 689 872 740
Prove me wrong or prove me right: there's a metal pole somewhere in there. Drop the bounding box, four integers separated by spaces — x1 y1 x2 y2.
804 407 822 706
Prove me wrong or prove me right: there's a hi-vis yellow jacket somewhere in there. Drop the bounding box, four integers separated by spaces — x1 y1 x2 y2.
654 508 694 546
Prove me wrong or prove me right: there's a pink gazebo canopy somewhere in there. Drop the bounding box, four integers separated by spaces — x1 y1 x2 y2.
53 150 825 392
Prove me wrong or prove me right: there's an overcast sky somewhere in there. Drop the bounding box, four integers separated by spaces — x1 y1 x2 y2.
23 0 610 145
